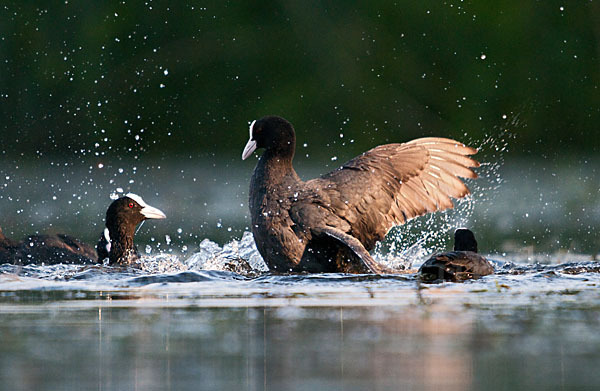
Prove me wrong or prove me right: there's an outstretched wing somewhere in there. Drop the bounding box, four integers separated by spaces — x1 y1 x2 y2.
301 137 479 250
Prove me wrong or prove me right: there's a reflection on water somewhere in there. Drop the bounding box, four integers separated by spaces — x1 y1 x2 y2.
0 304 476 391
1 260 600 390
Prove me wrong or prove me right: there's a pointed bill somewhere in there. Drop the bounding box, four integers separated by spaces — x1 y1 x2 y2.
140 204 167 220
242 139 257 160
242 120 257 160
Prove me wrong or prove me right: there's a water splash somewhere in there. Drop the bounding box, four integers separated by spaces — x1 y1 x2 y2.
374 128 513 269
184 231 267 275
130 129 513 275
138 253 188 274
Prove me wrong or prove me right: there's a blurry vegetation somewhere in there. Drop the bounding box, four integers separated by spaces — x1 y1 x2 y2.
0 1 598 161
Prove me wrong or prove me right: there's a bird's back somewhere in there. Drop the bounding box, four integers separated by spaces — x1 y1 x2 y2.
419 251 493 282
16 234 97 265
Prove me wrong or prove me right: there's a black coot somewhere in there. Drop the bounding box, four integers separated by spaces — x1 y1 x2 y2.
96 193 166 265
418 228 494 282
242 116 479 274
0 228 98 265
0 193 166 266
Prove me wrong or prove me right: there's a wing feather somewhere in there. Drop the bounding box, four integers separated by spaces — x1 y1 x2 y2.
300 137 478 250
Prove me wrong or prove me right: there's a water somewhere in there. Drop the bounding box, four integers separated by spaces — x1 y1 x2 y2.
2 156 600 389
2 242 600 390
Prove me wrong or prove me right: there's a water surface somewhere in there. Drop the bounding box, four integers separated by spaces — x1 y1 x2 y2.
1 253 600 391
1 157 599 389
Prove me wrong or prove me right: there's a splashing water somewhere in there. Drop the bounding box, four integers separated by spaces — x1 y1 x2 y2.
0 119 526 276
184 231 267 275
138 253 188 274
114 130 514 275
374 129 513 269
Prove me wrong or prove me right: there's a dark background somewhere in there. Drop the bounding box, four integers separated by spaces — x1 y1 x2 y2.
1 1 598 160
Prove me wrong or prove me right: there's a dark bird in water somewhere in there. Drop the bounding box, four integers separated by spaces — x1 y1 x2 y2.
0 193 166 266
96 193 166 265
0 227 98 265
242 115 479 274
418 228 494 282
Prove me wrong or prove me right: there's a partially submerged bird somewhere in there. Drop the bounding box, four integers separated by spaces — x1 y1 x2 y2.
418 228 494 282
96 193 167 265
0 227 98 265
0 193 166 266
242 115 479 274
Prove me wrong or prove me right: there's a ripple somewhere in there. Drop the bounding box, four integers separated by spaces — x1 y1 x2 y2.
126 270 247 286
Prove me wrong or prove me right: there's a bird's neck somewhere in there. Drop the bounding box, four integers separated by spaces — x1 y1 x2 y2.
254 149 298 185
107 224 138 264
454 242 478 253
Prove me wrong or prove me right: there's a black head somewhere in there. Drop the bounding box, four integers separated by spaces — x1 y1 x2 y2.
242 116 296 160
98 193 165 265
105 193 166 233
453 228 478 252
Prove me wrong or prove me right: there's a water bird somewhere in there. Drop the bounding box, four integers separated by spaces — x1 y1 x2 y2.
242 115 479 274
96 193 167 265
418 228 494 282
0 193 166 266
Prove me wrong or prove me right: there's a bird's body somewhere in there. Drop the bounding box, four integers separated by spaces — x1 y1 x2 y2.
418 228 494 282
22 233 98 265
0 226 98 265
243 116 479 274
0 194 165 266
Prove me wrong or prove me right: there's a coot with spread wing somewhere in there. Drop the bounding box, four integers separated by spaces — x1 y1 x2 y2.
242 116 479 274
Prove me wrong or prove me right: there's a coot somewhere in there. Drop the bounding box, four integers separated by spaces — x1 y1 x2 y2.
0 193 166 265
96 193 166 265
418 228 494 282
242 116 479 274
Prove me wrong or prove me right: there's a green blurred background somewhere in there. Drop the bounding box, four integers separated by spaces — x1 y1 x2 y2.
1 1 597 158
0 1 598 254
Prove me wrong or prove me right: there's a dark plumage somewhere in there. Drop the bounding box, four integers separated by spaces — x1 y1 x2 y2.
0 193 166 266
0 227 98 265
418 228 494 282
242 116 479 274
95 193 166 265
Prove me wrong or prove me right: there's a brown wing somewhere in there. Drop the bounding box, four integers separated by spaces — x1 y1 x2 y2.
298 137 479 250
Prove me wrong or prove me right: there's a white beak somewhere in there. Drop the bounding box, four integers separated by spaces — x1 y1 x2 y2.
242 139 257 160
140 204 167 220
242 119 257 160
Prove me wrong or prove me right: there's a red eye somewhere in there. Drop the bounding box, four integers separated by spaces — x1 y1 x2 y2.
128 203 134 208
